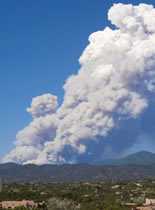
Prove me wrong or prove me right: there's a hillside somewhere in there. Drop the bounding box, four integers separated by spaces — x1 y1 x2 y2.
0 163 152 183
1 151 155 183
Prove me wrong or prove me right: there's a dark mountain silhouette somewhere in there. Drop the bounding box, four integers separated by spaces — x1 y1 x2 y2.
1 151 155 183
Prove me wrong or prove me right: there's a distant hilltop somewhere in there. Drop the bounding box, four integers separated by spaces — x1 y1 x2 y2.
1 151 155 183
96 151 155 166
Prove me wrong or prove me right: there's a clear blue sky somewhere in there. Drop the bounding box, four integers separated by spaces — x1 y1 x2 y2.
0 0 154 158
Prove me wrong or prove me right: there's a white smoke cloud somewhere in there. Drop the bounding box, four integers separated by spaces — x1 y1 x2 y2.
3 3 155 164
3 95 58 164
27 94 58 118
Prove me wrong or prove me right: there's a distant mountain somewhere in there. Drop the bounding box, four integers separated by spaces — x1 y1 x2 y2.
1 151 155 183
100 151 155 165
1 163 155 183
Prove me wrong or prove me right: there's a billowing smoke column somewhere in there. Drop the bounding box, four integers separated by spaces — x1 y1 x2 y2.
27 94 58 118
3 3 155 164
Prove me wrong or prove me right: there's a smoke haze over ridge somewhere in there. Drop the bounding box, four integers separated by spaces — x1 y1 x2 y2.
3 2 155 164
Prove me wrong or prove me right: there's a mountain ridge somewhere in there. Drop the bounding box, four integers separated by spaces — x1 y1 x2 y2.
1 151 155 183
98 151 155 165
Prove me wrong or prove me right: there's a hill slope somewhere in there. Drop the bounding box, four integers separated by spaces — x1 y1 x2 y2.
1 151 155 183
1 163 155 183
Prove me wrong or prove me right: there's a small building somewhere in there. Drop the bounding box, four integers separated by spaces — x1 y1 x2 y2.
144 199 155 206
134 198 155 210
135 207 155 210
0 200 37 209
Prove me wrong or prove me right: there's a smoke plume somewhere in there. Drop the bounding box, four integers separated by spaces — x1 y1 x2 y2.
3 3 155 164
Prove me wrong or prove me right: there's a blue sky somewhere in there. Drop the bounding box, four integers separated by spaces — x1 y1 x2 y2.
0 0 155 158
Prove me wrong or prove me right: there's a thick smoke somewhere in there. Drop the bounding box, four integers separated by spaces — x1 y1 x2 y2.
3 3 155 164
27 94 58 118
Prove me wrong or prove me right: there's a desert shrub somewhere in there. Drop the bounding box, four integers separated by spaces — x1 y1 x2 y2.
47 197 80 210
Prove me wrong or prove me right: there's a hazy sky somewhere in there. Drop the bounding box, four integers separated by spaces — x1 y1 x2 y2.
1 0 154 159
